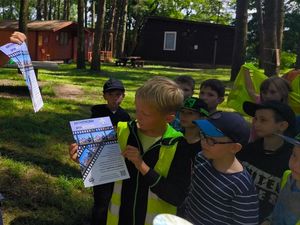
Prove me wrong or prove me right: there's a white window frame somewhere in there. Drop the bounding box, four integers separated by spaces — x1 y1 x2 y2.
163 31 177 51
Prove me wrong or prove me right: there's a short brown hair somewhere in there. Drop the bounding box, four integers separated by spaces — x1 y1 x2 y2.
135 76 184 113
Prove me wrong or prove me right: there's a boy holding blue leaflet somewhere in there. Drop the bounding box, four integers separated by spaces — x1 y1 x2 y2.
184 112 259 225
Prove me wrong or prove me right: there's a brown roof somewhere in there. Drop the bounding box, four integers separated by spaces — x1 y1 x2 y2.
0 20 78 32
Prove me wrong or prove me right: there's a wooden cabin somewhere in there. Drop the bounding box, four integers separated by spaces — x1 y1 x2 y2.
134 16 235 66
0 20 94 62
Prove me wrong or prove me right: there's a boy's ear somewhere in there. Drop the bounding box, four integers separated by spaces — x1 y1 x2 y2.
165 113 175 123
231 143 242 154
278 121 289 133
217 97 224 104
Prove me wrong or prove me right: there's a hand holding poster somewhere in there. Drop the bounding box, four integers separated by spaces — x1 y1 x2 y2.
70 117 130 187
0 42 43 112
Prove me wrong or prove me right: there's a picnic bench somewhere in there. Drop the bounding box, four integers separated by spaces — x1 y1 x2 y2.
4 61 59 80
115 56 144 68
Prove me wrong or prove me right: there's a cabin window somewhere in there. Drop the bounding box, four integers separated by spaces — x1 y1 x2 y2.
163 32 177 51
59 32 68 45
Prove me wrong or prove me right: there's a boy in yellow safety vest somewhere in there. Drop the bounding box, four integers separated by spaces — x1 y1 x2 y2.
69 76 192 225
262 133 300 225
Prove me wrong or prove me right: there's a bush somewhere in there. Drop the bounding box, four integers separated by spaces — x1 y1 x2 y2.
281 51 296 69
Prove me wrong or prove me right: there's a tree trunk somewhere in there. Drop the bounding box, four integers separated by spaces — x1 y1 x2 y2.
48 0 53 20
90 0 106 71
19 0 29 37
106 0 116 53
56 0 61 20
84 0 88 27
295 39 300 69
128 18 143 56
263 0 279 76
43 0 48 20
36 0 43 20
277 0 284 51
91 0 95 28
77 0 86 69
113 2 121 57
116 0 128 57
256 0 264 68
230 0 249 81
63 0 70 20
53 0 56 19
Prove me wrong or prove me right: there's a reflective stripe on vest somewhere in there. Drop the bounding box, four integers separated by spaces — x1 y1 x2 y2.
280 170 292 189
144 142 178 225
107 122 181 225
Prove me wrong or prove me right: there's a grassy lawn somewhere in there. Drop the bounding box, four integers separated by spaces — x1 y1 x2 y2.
0 63 232 225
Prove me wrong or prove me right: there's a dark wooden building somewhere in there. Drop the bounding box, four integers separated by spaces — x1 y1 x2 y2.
134 16 235 66
0 20 94 62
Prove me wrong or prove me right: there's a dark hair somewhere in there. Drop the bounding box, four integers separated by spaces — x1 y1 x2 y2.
200 79 225 97
270 109 295 136
174 75 195 90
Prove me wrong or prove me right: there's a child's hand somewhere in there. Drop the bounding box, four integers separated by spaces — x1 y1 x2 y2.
69 143 79 163
122 145 150 175
10 32 26 44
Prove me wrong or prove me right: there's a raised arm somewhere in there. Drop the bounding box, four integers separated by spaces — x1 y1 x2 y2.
244 68 259 102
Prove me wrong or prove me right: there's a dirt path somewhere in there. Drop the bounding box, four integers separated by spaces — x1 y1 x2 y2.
53 84 84 99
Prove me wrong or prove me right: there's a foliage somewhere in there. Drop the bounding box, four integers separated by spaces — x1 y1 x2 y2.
0 63 232 224
280 51 297 69
283 12 300 53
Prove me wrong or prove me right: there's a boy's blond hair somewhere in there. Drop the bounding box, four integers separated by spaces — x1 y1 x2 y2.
136 76 184 113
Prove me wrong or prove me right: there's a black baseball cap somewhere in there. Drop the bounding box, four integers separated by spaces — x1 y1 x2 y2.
103 78 125 93
243 100 296 130
182 97 209 116
193 112 250 146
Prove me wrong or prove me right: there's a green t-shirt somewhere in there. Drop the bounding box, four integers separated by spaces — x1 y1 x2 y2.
137 130 161 153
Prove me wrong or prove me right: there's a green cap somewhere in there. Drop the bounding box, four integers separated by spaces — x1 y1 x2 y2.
182 97 209 116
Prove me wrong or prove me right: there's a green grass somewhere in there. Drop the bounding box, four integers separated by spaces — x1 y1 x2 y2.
0 63 232 225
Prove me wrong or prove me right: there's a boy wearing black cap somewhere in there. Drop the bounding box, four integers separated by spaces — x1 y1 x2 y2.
179 97 209 163
184 112 259 225
91 78 130 127
262 133 300 225
90 77 131 225
238 100 296 223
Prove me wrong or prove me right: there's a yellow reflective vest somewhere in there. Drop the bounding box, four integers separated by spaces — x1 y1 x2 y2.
107 121 183 225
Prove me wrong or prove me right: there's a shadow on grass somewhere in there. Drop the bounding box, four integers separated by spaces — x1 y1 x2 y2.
0 85 29 96
0 146 81 179
0 167 91 225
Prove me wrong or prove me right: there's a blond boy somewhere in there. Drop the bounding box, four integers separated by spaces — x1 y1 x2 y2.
70 76 192 225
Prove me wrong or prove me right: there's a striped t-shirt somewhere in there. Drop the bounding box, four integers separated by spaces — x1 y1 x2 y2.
185 153 259 225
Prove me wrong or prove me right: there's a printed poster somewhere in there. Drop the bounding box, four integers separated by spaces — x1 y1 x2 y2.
0 42 43 112
70 117 130 187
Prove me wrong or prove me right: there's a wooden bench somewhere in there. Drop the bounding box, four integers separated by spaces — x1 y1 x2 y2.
131 60 144 68
4 61 59 80
115 58 128 66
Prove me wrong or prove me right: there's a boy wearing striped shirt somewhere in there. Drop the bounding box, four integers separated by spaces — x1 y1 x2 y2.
184 112 259 225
